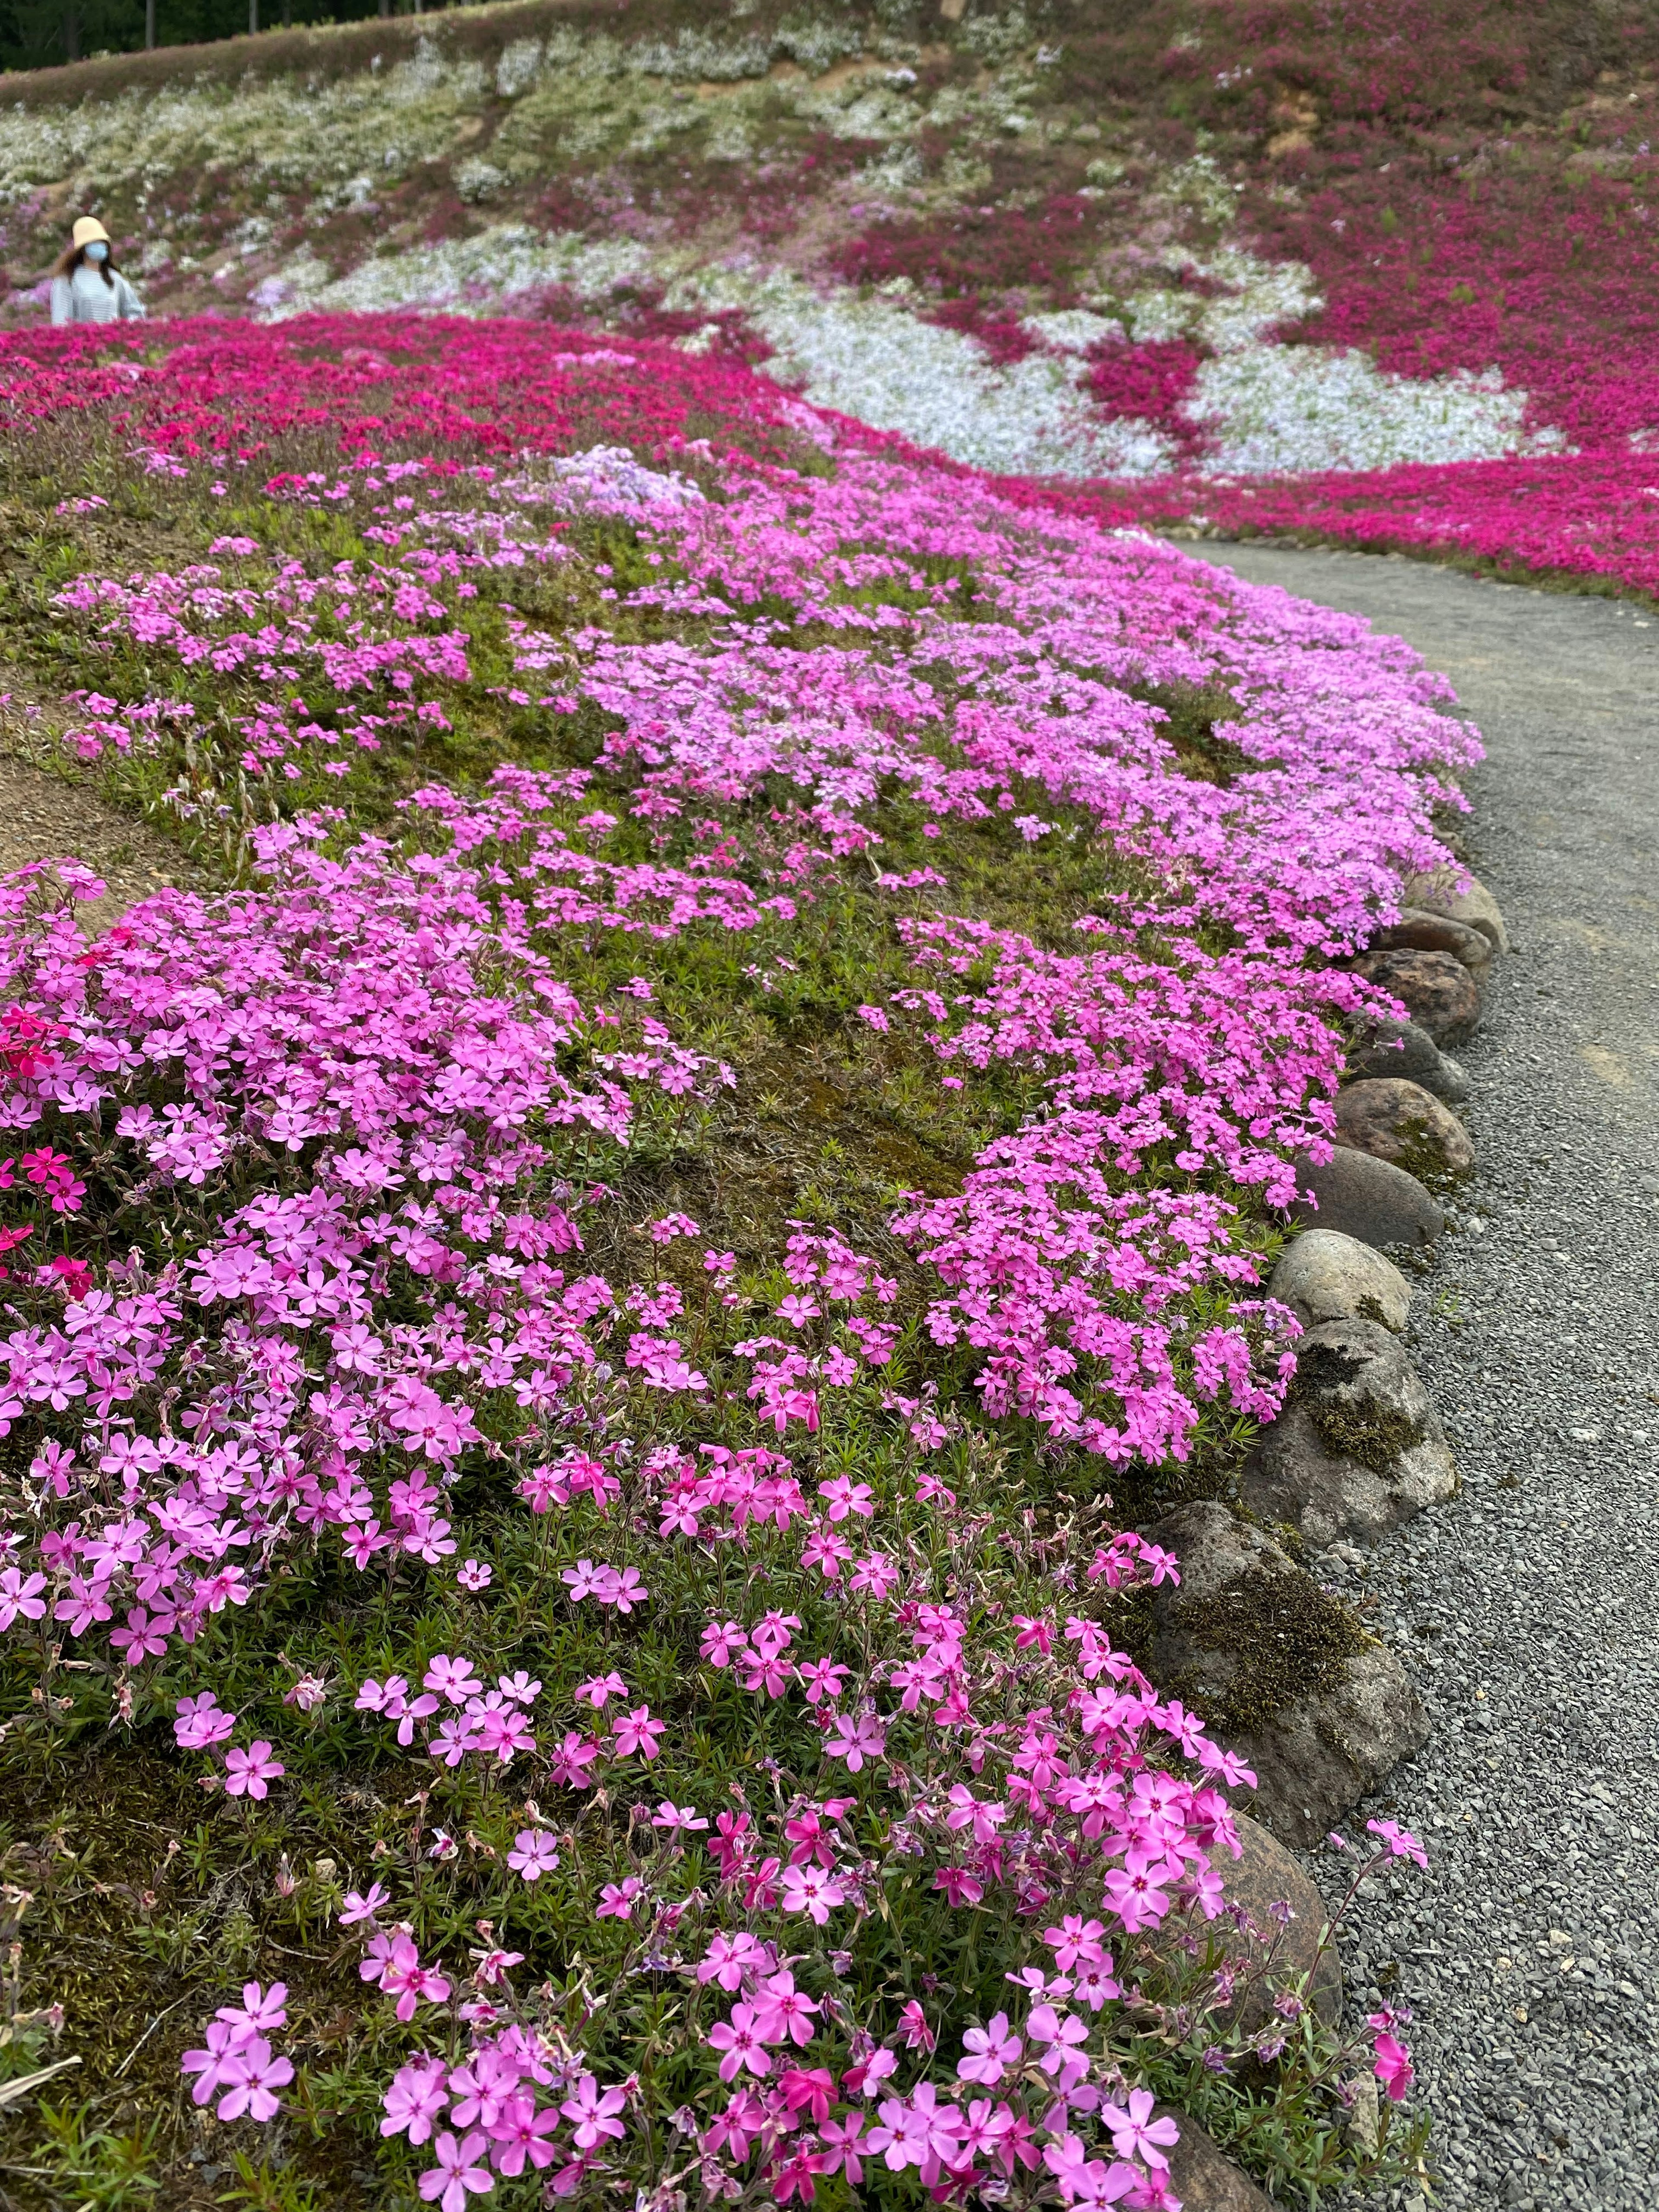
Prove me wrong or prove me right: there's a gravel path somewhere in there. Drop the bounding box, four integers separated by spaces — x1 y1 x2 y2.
1197 546 1659 2212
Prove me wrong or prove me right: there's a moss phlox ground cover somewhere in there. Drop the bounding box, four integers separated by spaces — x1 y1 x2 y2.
0 317 1459 2207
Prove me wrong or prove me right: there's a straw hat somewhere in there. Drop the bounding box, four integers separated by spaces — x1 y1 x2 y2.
70 216 111 249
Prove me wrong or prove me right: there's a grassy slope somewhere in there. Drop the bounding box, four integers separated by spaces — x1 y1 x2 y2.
0 390 1337 2211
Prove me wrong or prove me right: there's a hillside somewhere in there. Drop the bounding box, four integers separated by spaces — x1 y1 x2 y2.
1 0 1658 588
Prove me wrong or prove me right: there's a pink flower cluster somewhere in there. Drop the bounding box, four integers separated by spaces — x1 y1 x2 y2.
0 324 1452 2194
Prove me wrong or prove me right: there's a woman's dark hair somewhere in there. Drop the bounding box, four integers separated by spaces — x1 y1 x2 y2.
52 242 118 287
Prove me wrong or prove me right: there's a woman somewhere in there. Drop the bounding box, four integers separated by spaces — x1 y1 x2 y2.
50 217 144 326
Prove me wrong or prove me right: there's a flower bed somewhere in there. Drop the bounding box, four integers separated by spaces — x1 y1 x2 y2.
0 315 1455 2206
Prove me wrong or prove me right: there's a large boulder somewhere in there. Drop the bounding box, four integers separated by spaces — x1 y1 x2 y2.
1370 907 1494 976
1288 1148 1444 1249
1401 864 1509 954
1267 1228 1412 1333
1143 1502 1429 1850
1333 1077 1473 1178
1240 1317 1458 1549
1158 2109 1277 2212
1351 948 1481 1048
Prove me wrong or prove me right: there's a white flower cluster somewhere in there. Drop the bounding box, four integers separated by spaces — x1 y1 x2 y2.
268 214 1557 482
1189 347 1567 475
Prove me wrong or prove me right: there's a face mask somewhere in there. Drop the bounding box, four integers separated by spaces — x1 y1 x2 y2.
83 242 108 264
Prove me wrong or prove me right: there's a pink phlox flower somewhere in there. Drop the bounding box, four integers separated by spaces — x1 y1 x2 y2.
174 1691 235 1749
871 2080 963 2178
468 1946 524 1991
814 2108 868 2183
797 1656 850 1707
381 2053 451 2144
1101 2087 1181 2171
575 1670 627 1708
779 1861 846 1924
222 1740 284 1799
699 1620 751 1669
749 1609 801 1659
210 2034 293 2124
956 2011 1022 2087
214 1980 287 2044
707 2001 773 2082
417 2129 494 2210
1042 2130 1141 2206
488 2091 561 2177
559 2072 628 2149
507 1829 561 1881
1045 1915 1109 1971
651 1799 708 1834
180 2020 247 2108
1027 2004 1090 2079
610 1705 666 1759
697 1931 768 1990
423 1653 483 1704
341 1881 391 1927
752 1969 821 2048
428 1712 484 1768
897 1998 935 2053
822 1709 886 1773
596 1876 643 1920
448 2046 521 2128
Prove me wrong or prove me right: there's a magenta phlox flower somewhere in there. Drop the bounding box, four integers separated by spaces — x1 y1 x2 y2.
1366 1817 1429 1869
1371 2030 1415 2101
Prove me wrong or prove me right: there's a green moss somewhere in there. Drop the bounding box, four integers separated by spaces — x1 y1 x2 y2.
1303 1397 1426 1473
1166 1565 1373 1738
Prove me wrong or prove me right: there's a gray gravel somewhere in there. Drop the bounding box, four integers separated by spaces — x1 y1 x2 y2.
1198 547 1659 2211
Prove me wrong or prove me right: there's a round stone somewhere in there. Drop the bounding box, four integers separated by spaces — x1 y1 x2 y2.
1334 1077 1474 1176
1371 906 1495 976
1288 1147 1444 1249
1268 1227 1413 1332
1351 948 1481 1047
